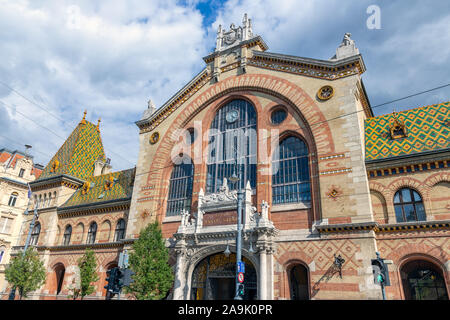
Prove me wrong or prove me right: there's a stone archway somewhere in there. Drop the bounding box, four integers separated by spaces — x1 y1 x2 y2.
190 252 257 300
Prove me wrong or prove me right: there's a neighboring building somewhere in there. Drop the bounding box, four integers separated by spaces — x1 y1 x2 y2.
129 15 449 300
2 114 135 300
0 147 43 292
3 15 449 301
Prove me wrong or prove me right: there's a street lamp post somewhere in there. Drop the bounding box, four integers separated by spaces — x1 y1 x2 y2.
229 136 244 300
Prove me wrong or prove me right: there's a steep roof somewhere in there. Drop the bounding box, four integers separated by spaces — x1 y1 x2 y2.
365 101 450 161
60 168 135 208
38 120 105 180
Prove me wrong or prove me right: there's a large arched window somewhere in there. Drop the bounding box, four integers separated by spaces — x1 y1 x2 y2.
272 136 311 205
8 192 18 207
63 225 72 245
114 219 126 241
86 222 97 244
394 188 426 222
30 222 41 246
166 158 194 217
206 99 257 193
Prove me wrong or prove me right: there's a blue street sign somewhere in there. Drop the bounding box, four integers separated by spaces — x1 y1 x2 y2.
238 261 245 273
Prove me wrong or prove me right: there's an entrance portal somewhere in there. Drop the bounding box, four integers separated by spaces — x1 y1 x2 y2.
191 253 257 300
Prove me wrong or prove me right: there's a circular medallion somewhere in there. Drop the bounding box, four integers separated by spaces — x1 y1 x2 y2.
149 132 160 144
226 109 239 123
317 85 334 101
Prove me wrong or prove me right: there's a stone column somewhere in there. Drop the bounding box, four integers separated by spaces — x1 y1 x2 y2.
173 247 186 300
259 247 267 300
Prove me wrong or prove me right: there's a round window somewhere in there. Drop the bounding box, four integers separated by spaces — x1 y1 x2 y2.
271 108 287 125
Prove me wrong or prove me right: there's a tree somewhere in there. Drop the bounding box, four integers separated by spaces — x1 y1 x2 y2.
76 248 99 299
125 221 174 300
5 247 46 300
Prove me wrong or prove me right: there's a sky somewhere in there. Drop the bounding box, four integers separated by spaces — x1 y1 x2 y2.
0 0 449 171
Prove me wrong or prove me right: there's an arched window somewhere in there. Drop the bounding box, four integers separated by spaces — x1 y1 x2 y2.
166 159 194 216
206 99 257 193
8 192 18 207
43 194 47 207
272 136 311 205
86 222 97 244
394 188 426 222
30 222 41 246
401 260 448 300
63 225 72 245
114 219 126 242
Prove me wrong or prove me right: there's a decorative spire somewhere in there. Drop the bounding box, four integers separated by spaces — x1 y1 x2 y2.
96 118 101 132
81 110 87 124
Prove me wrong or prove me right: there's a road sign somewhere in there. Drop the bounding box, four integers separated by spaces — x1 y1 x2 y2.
238 272 244 283
238 261 245 273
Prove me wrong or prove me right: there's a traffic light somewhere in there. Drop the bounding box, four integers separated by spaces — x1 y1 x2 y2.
114 268 124 294
237 284 245 298
371 257 390 286
123 268 135 287
105 267 118 300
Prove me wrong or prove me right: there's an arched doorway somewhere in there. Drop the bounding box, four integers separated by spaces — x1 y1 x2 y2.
401 260 448 300
191 253 257 300
54 263 65 295
289 264 309 300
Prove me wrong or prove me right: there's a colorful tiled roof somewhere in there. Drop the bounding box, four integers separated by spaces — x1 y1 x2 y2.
38 120 106 180
365 101 450 161
60 168 135 208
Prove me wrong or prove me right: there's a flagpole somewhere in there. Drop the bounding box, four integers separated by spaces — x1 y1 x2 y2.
8 184 39 300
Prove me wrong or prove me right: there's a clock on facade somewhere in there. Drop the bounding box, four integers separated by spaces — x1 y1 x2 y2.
226 109 239 123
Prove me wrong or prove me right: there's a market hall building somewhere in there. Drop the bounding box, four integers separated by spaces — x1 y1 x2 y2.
3 15 449 300
127 15 450 300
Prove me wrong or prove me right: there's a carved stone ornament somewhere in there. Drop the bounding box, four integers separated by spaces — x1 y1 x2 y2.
104 176 114 191
149 131 160 144
215 13 254 52
317 85 334 101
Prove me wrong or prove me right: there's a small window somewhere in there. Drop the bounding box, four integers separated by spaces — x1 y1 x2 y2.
0 246 5 263
86 222 97 244
18 169 25 177
0 217 13 234
8 192 18 207
185 128 196 145
114 219 126 242
63 225 72 245
271 108 287 125
394 188 426 222
30 222 41 246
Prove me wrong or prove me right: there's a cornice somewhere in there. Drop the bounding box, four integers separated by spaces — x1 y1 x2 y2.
136 69 211 132
30 174 84 191
57 198 131 218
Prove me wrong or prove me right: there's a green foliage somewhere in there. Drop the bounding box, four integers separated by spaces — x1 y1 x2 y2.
5 248 46 300
124 221 174 300
77 248 99 299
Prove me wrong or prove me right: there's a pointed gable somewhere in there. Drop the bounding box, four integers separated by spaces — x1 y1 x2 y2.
38 120 105 180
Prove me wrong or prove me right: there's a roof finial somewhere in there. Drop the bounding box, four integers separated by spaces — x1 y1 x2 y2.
81 110 87 124
96 118 101 132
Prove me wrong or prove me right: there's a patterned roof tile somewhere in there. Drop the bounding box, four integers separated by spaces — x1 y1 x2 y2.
365 101 450 161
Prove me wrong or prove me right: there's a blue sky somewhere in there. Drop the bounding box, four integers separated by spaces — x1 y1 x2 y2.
0 0 449 171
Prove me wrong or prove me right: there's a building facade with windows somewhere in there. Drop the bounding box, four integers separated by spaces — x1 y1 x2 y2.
0 148 43 292
1 115 135 300
127 15 449 300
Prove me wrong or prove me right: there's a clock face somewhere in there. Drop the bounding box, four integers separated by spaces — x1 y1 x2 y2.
226 109 239 123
